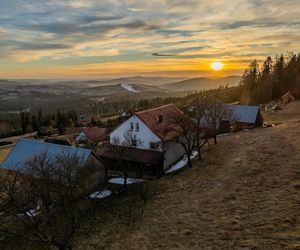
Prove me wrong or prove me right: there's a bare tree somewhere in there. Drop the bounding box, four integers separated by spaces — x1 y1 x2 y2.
168 111 196 168
109 130 143 185
0 152 96 250
190 96 234 144
185 102 211 160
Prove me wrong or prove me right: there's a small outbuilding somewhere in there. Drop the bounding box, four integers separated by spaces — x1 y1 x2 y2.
76 127 106 147
281 91 296 105
229 105 264 131
1 139 106 189
98 145 165 178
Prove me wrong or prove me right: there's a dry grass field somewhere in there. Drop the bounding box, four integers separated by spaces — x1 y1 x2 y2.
74 101 300 249
0 146 13 164
0 132 36 164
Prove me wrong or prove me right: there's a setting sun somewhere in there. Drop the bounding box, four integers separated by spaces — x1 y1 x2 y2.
211 62 224 71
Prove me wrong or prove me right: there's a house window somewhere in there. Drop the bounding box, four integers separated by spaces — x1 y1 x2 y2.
149 142 156 149
132 139 137 147
136 123 139 131
130 122 134 131
158 115 163 123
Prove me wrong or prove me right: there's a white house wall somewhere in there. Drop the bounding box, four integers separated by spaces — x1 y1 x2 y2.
110 115 162 150
76 132 87 143
162 141 186 170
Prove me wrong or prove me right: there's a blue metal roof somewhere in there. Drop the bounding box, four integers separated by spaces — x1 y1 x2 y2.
197 105 260 128
1 139 92 170
231 105 259 124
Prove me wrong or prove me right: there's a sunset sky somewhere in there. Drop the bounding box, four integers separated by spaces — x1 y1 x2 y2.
1 0 300 79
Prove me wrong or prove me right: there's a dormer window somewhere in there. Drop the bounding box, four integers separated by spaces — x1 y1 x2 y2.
130 122 134 131
158 115 163 123
136 123 139 131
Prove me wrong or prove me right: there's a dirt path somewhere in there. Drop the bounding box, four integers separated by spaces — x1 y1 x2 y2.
78 102 300 249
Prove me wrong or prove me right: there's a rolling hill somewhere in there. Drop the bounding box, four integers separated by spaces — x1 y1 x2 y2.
163 76 241 92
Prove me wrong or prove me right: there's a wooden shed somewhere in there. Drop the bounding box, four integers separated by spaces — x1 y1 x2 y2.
97 144 165 179
229 105 263 131
281 91 296 105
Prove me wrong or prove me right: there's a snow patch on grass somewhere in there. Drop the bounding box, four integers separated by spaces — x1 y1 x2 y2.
108 177 144 185
166 151 198 174
89 189 112 199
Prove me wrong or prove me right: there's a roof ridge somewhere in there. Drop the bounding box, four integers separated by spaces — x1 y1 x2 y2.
135 103 175 114
133 103 185 141
19 139 91 152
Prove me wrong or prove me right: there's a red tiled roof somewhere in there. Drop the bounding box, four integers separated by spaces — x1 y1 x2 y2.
135 104 187 141
81 127 106 142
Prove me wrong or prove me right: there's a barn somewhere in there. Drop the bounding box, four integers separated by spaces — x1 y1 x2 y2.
1 139 106 189
228 105 264 131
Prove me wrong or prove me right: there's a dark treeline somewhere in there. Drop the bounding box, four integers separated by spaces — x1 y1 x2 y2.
22 108 78 135
0 109 78 138
240 52 300 104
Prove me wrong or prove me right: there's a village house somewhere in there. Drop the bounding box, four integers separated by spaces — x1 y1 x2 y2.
75 126 106 147
1 139 106 189
98 104 189 177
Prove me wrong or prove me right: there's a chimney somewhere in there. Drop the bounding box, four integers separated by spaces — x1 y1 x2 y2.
158 115 163 123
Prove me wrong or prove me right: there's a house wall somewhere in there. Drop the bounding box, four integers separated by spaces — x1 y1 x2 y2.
105 157 164 179
76 132 87 143
162 141 186 170
255 111 264 126
234 122 254 131
234 111 263 131
110 115 162 151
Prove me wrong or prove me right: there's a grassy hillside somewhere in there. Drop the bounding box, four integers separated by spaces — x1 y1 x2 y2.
73 101 300 249
2 102 300 249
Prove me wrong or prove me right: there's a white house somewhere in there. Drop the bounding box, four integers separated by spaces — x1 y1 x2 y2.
109 104 187 172
76 127 106 146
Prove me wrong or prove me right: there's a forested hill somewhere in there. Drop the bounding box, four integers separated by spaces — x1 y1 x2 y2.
240 53 300 104
163 76 241 91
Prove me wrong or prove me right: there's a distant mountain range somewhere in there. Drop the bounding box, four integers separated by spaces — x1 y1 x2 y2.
0 75 242 113
80 76 186 87
162 76 241 92
0 75 241 92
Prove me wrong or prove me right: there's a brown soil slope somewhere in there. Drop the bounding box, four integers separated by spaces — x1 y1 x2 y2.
79 102 300 249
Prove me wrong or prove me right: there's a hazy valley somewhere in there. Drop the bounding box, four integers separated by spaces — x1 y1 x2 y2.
0 76 241 114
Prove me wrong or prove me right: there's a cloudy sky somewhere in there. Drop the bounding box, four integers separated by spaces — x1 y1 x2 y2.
1 0 300 79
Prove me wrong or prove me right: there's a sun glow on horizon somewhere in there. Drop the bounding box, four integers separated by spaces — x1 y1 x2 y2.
211 62 224 71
